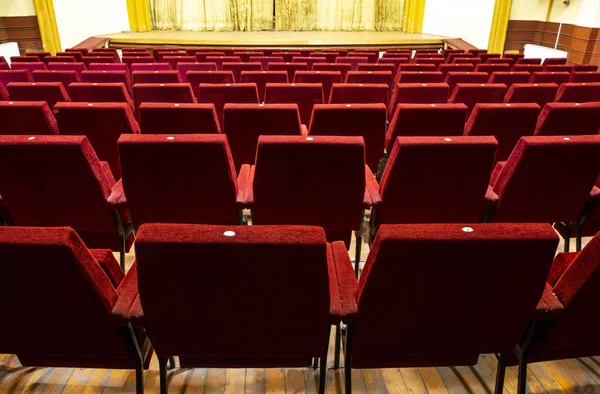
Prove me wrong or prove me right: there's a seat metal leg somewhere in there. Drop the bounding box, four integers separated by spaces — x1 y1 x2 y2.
354 230 362 277
334 324 341 369
318 327 331 394
344 325 354 394
517 356 527 394
576 223 583 252
158 356 168 394
168 356 176 370
135 361 144 394
494 354 506 394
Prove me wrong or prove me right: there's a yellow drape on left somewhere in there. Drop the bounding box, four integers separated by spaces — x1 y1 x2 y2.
34 0 61 54
402 0 425 33
127 0 152 32
487 0 513 53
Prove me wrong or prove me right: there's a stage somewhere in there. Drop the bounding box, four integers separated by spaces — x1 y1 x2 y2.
100 30 448 48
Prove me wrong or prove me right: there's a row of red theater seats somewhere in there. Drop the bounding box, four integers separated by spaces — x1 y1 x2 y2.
2 98 599 176
3 221 600 393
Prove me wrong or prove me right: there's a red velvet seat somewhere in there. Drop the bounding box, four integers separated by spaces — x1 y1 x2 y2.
516 57 542 65
453 57 481 66
267 62 308 81
543 57 567 65
196 83 260 129
206 56 242 71
139 102 220 135
132 70 181 84
292 56 327 70
376 58 411 77
449 83 508 116
0 101 58 135
569 71 600 83
0 226 152 394
239 71 288 102
162 55 196 70
128 63 170 72
309 103 387 172
335 56 369 71
88 63 129 72
337 222 559 393
486 135 600 224
186 71 235 98
475 63 511 75
469 49 488 57
446 53 472 64
357 63 396 78
223 103 302 171
350 51 377 63
503 83 558 108
0 135 134 266
55 51 82 62
487 57 514 66
221 62 261 82
396 71 444 84
413 57 445 68
555 82 600 102
438 64 475 78
47 62 86 77
83 56 118 67
81 70 132 94
0 83 8 100
249 56 285 71
387 83 450 119
69 83 133 112
44 55 77 64
293 71 342 101
264 83 324 125
573 64 598 72
346 71 393 87
0 61 8 71
465 103 541 161
487 71 531 88
175 62 217 82
134 223 340 394
118 134 246 227
10 62 47 74
529 71 570 84
132 83 196 116
534 102 600 136
65 48 89 56
480 53 502 62
272 51 302 62
194 51 225 62
7 82 70 108
328 83 388 107
32 70 80 88
503 53 524 62
309 51 340 63
155 51 186 62
444 71 489 94
443 49 466 58
234 51 264 62
121 56 155 67
544 64 573 73
511 64 543 73
55 102 140 178
11 55 41 63
312 63 352 80
0 70 33 86
386 104 467 149
397 64 437 73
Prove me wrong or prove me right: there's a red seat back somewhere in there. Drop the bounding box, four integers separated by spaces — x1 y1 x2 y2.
534 102 600 136
529 71 570 84
488 71 531 88
292 56 327 70
516 58 541 65
88 63 129 73
543 57 567 65
175 62 217 82
444 72 489 94
438 64 475 78
249 56 285 71
32 70 80 88
569 71 600 83
503 83 558 108
132 83 196 115
7 82 70 108
132 70 181 84
186 71 235 98
69 83 133 111
264 83 324 125
0 101 58 135
555 82 600 103
293 71 342 101
511 64 543 73
449 83 507 116
222 62 262 82
313 63 352 80
81 70 132 93
206 56 242 70
475 63 511 75
328 83 388 107
239 71 288 102
196 83 259 129
0 70 32 85
47 62 85 77
128 63 170 72
139 102 221 135
83 56 117 67
388 83 450 119
267 62 308 81
396 71 444 84
11 62 47 73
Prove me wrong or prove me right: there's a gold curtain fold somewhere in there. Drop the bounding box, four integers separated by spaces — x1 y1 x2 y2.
127 0 153 32
150 0 234 31
316 0 375 31
275 0 317 30
402 0 425 33
34 0 62 54
487 0 513 54
231 0 274 31
375 0 405 31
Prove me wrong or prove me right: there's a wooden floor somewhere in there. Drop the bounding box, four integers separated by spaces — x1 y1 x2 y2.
100 30 447 47
0 233 594 393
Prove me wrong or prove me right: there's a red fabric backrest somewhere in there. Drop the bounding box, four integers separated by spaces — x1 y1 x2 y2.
396 71 444 84
465 103 540 161
206 56 242 71
444 72 489 94
81 71 132 93
487 58 514 66
56 51 82 62
122 56 155 66
234 51 264 62
175 62 218 82
239 71 288 102
139 102 220 135
32 70 80 88
529 71 570 84
397 64 437 73
377 137 496 225
163 55 196 70
345 71 393 89
352 223 558 368
118 134 239 227
0 135 116 231
0 101 58 135
132 83 196 114
0 226 138 361
492 136 600 222
555 82 600 103
388 83 450 119
83 56 117 67
309 52 340 62
11 56 41 62
292 57 327 70
267 62 309 80
413 58 445 68
573 64 598 72
569 72 600 83
129 63 170 72
134 224 331 361
132 70 181 84
88 63 129 73
264 83 324 125
503 83 558 108
453 58 482 66
449 83 508 116
253 135 365 231
293 71 342 101
328 83 388 107
446 53 472 64
223 103 302 171
272 52 302 62
543 57 568 65
11 62 47 73
47 62 85 77
45 56 77 63
0 70 32 85
475 64 511 75
249 56 285 71
68 83 133 111
196 83 259 129
7 82 70 108
356 63 396 77
544 64 573 73
386 103 467 150
309 103 386 172
155 51 186 62
438 64 475 78
55 102 140 178
0 83 7 100
195 52 226 62
516 58 542 65
187 71 235 98
488 71 531 87
534 102 600 136
222 62 262 82
312 63 352 80
512 64 543 73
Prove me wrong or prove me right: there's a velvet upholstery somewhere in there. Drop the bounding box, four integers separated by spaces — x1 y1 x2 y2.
387 83 450 119
88 63 129 73
7 82 69 108
489 136 600 223
465 103 540 162
223 103 302 171
487 71 531 87
534 102 600 136
206 56 242 71
345 71 393 92
129 63 170 72
503 83 558 108
162 55 196 70
0 135 131 251
512 64 544 73
134 224 335 367
292 57 327 70
175 62 217 82
487 58 514 66
475 64 511 75
309 52 340 62
54 51 82 62
345 223 558 368
55 102 140 178
555 82 600 102
132 70 181 84
139 102 220 135
0 226 150 369
11 55 41 62
397 64 437 73
32 70 80 88
0 83 8 100
118 134 241 227
234 51 264 62
386 104 468 149
267 62 308 80
0 70 33 86
529 72 570 84
396 71 444 84
83 56 118 67
249 56 285 71
309 103 386 172
448 83 508 116
444 72 489 94
376 137 497 225
44 56 77 63
264 83 324 125
195 52 226 62
47 62 85 77
543 57 568 65
10 63 48 74
357 63 396 78
81 71 132 93
573 64 598 72
447 53 472 64
68 83 133 112
328 83 389 106
272 52 302 62
312 63 352 80
438 64 475 78
413 57 445 68
0 101 58 135
293 71 342 101
544 64 573 73
196 83 260 129
239 71 288 102
516 58 541 65
121 56 155 67
132 83 196 116
569 71 600 83
335 56 369 71
220 62 261 82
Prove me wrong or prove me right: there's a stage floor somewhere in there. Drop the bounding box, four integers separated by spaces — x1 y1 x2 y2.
101 30 447 47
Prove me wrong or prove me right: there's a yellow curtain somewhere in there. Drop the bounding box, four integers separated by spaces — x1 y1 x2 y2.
231 0 274 31
402 0 425 33
34 0 61 54
375 0 405 31
316 0 375 31
487 0 513 54
127 0 153 32
150 0 233 31
276 0 317 30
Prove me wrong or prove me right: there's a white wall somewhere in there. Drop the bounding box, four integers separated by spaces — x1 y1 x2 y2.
53 0 130 49
0 0 36 17
422 0 496 49
549 0 600 27
509 0 549 21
